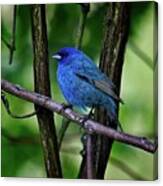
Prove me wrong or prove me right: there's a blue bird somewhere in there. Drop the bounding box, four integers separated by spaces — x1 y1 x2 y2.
52 47 123 122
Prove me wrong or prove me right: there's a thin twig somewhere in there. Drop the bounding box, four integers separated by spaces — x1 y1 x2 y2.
78 107 96 179
76 3 90 49
1 5 17 65
76 3 90 178
129 39 153 69
9 5 17 65
1 91 37 119
1 36 12 50
86 134 94 179
1 79 157 153
58 118 71 149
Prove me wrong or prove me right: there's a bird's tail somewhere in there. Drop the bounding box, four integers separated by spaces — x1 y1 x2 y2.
106 112 123 132
104 98 123 131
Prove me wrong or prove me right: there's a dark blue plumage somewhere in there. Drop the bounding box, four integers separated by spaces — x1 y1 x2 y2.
52 47 122 121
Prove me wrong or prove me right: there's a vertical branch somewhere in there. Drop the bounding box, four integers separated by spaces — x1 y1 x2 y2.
95 3 130 179
129 39 153 69
9 5 17 65
58 117 70 149
86 134 94 179
76 3 96 179
79 132 95 179
31 5 62 178
76 3 90 49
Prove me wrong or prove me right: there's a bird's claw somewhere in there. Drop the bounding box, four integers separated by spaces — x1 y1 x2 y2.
80 115 90 125
61 103 73 110
80 116 95 134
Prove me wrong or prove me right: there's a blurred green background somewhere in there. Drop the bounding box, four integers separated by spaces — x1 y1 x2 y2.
1 2 157 180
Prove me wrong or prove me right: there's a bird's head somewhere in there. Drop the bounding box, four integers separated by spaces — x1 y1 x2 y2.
52 47 82 64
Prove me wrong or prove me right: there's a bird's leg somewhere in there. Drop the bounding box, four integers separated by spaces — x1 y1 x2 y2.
88 107 94 119
79 107 96 135
61 103 73 110
80 107 94 126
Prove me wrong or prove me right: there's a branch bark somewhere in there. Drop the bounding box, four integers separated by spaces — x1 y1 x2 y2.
1 79 157 154
86 134 95 179
31 5 62 178
79 3 130 179
94 3 130 179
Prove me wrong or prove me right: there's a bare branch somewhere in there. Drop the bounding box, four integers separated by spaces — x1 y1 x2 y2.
129 39 153 69
31 5 62 178
9 5 17 65
76 3 90 49
1 6 17 64
78 132 95 179
1 79 157 153
1 36 12 50
86 134 94 179
1 91 37 119
94 2 130 179
58 118 71 149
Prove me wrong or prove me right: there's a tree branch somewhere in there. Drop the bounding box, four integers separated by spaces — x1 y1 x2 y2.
1 79 157 154
76 3 90 49
31 5 62 178
85 134 94 179
93 3 130 179
1 6 17 64
1 91 37 119
1 36 12 50
58 117 71 149
129 39 153 69
9 5 17 65
75 3 94 179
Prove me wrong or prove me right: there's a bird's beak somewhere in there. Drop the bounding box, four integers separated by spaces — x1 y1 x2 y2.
52 54 62 60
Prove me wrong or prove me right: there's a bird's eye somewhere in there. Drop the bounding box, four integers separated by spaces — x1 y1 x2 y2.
52 50 69 61
58 51 69 59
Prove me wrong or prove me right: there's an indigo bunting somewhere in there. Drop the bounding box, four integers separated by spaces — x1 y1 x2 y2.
52 47 123 122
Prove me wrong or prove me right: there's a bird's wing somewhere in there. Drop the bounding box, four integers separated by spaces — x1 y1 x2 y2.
75 59 123 103
93 79 123 103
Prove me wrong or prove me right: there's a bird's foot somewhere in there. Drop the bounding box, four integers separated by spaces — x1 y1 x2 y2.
61 103 73 110
88 108 94 119
80 115 95 134
80 108 94 125
80 115 90 125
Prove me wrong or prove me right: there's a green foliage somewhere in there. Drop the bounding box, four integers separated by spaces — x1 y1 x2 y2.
1 2 157 179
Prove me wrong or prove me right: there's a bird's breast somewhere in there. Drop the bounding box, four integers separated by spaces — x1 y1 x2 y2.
57 66 79 104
